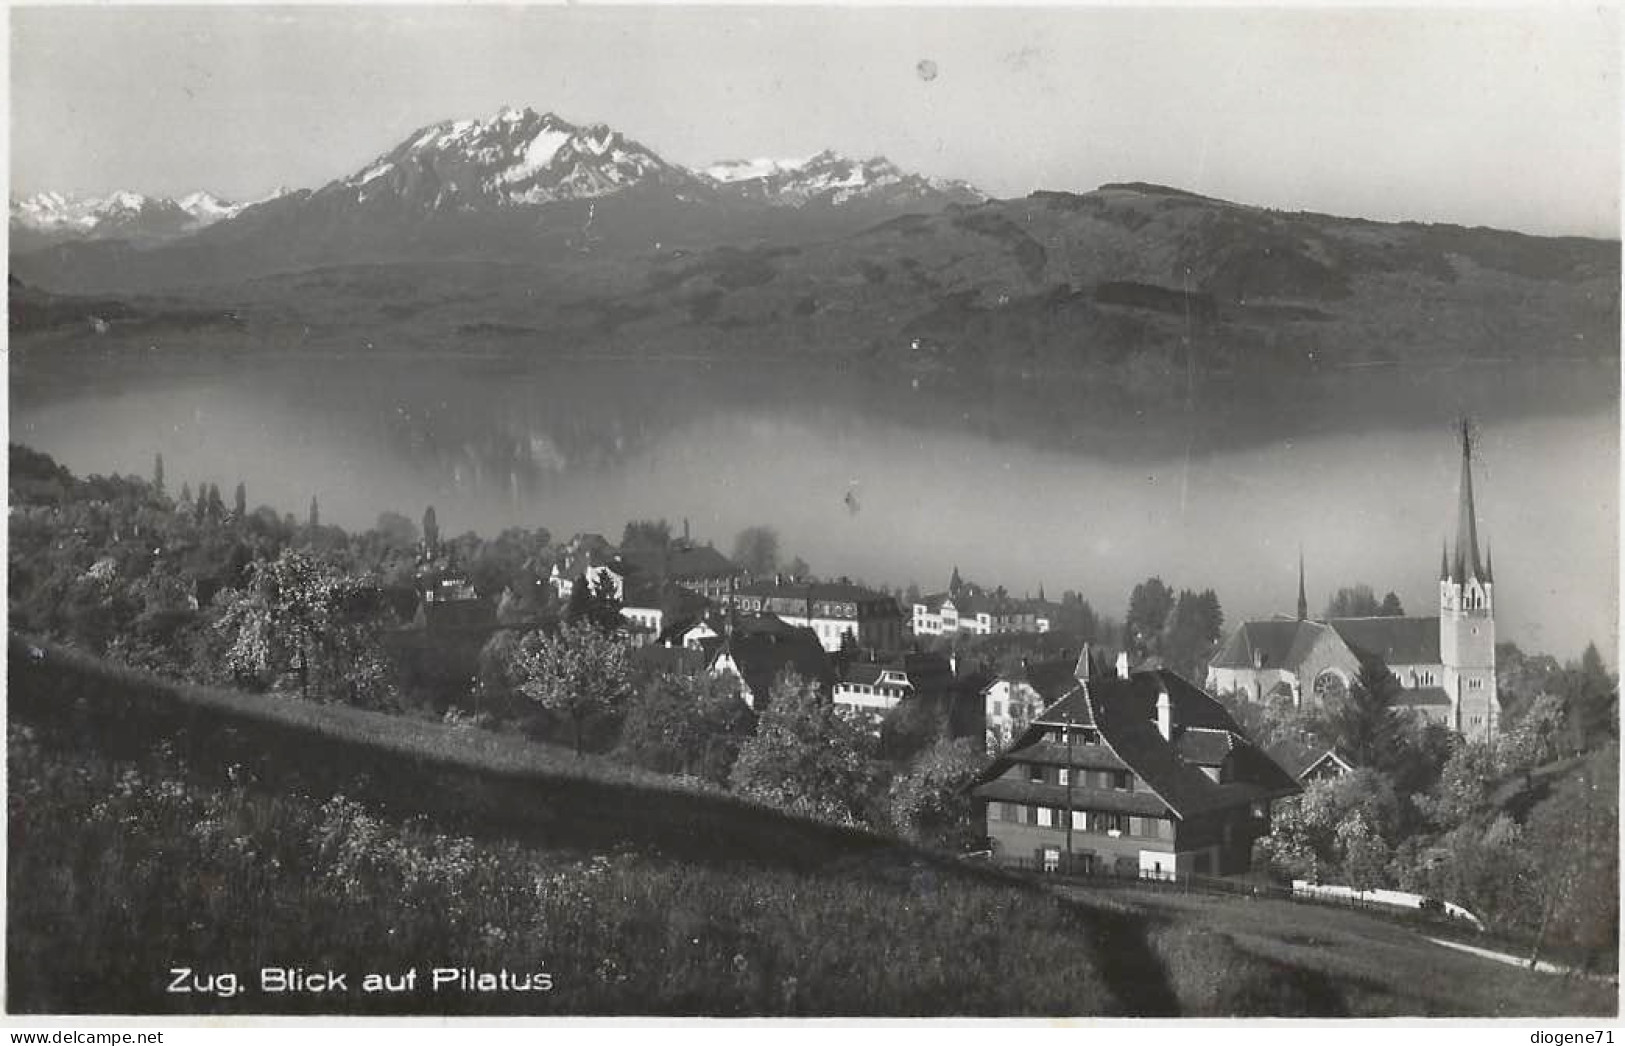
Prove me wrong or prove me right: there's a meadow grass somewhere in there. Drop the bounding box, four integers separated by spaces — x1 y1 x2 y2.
1070 885 1617 1016
9 723 1126 1016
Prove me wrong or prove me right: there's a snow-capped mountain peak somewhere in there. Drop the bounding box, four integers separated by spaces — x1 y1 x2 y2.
336 106 687 209
701 148 986 207
703 156 818 184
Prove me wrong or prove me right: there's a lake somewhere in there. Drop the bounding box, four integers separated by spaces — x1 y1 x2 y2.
10 351 1617 661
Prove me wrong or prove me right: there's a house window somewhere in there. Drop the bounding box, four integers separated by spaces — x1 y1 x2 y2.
1028 765 1045 784
992 700 1004 717
1071 810 1088 830
1037 807 1054 828
1112 771 1132 791
1058 768 1070 786
1042 848 1061 873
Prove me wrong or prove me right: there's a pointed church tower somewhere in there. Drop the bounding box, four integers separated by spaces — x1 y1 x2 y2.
1439 420 1497 742
1296 547 1309 621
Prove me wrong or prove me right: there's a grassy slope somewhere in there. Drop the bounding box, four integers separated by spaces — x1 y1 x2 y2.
7 635 1615 1016
1066 887 1617 1017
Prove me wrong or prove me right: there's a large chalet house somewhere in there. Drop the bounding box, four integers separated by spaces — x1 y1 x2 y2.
1206 424 1499 742
912 577 1054 638
719 579 903 654
971 654 1301 879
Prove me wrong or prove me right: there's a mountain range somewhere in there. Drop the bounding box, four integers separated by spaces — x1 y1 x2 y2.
9 105 1619 386
11 106 982 282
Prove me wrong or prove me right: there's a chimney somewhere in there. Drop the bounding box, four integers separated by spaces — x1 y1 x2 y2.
1155 684 1172 741
1115 651 1130 679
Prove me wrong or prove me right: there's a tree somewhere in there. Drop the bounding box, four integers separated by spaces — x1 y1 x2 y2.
1379 591 1405 616
215 548 391 705
1162 588 1223 679
1053 591 1100 642
1126 577 1175 657
620 519 672 552
730 669 878 824
511 619 635 756
886 738 989 851
784 555 810 580
1260 768 1402 885
732 525 780 576
1560 642 1617 754
204 483 225 523
374 510 419 549
422 505 440 552
565 571 623 633
1324 584 1382 619
1314 657 1407 772
233 481 247 520
1525 743 1619 969
616 671 756 784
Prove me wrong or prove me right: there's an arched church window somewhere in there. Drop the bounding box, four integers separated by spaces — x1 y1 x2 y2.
1312 670 1348 706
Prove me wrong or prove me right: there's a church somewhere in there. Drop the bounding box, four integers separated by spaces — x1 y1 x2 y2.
1206 424 1499 743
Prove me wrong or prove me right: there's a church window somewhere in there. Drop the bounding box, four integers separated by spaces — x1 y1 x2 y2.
1313 670 1348 705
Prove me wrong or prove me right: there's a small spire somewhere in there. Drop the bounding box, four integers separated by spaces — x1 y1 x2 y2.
1440 540 1451 581
1296 546 1308 621
1483 544 1494 583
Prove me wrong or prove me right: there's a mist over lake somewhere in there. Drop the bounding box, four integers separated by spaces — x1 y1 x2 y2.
12 352 1616 661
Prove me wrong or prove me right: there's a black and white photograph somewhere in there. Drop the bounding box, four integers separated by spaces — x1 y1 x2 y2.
5 2 1620 1021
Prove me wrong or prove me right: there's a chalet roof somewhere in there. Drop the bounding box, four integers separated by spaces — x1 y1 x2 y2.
1398 686 1453 707
1026 659 1083 706
974 777 1170 817
1173 727 1236 767
1004 740 1128 772
840 662 914 689
980 668 1301 819
1327 616 1441 666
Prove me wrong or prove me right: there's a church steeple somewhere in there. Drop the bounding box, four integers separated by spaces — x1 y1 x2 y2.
1296 547 1308 621
1454 418 1484 580
1440 540 1451 581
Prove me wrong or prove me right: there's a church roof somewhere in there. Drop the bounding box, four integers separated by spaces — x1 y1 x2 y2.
1328 616 1441 666
1209 619 1323 670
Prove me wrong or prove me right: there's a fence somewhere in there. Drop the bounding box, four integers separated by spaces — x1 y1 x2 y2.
996 856 1483 930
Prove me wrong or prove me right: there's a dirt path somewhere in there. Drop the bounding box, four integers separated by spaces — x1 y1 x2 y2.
1426 937 1617 984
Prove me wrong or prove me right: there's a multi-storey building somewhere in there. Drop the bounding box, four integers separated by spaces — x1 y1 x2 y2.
971 656 1300 879
719 580 903 654
912 582 1053 637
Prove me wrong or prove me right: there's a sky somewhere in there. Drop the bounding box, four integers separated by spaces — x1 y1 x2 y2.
8 4 1621 238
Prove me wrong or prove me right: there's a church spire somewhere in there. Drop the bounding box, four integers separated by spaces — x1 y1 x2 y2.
1296 547 1308 621
1483 543 1494 584
1440 540 1451 581
1455 418 1484 580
